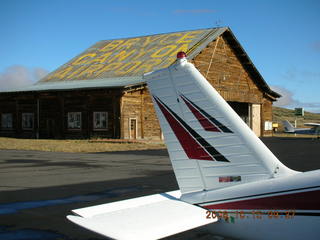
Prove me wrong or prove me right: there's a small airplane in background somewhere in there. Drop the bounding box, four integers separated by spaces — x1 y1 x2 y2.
67 52 320 240
282 120 320 135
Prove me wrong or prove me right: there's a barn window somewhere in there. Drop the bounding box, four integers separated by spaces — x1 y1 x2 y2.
68 112 81 129
22 113 34 130
93 112 108 130
1 113 13 129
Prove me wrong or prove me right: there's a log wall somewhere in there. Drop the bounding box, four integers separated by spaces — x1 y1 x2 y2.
191 36 263 104
0 89 121 139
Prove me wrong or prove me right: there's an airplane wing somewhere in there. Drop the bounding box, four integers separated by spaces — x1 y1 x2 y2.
304 123 320 127
67 190 217 240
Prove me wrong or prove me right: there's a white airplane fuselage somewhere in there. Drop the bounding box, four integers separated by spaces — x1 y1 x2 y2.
182 170 320 240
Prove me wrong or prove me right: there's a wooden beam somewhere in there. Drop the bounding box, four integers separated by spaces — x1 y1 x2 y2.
205 37 220 78
140 90 144 139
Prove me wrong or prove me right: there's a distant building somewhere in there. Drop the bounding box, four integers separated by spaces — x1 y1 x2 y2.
0 27 279 139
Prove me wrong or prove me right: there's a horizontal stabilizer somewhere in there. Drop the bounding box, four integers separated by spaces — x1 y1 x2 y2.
67 190 216 240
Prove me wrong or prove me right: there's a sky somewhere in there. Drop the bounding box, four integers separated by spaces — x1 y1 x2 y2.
0 0 319 112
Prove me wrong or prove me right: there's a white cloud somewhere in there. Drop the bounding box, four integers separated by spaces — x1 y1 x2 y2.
271 85 320 113
33 67 49 81
271 85 296 107
0 65 48 91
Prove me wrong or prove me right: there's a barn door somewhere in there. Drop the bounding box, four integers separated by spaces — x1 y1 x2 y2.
251 104 261 137
129 118 137 139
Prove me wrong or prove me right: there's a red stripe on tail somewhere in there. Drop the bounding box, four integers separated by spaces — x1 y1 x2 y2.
154 96 213 161
180 95 220 132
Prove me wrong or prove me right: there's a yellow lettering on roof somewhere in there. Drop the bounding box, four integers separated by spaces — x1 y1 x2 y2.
169 44 189 56
131 48 148 61
115 61 142 75
99 40 124 52
177 31 203 43
52 66 74 79
66 66 88 79
71 53 97 65
151 45 177 58
93 62 123 77
45 30 209 80
109 49 136 62
131 46 159 60
161 56 175 68
88 52 113 64
121 38 140 49
76 64 105 78
132 59 162 74
142 35 163 47
159 33 183 44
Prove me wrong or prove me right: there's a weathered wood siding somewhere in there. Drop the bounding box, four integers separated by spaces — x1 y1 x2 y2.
142 88 162 139
191 35 263 103
120 88 161 140
191 34 273 136
120 90 141 139
262 98 273 136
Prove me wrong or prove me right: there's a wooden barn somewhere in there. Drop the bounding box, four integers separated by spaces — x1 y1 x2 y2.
0 27 279 140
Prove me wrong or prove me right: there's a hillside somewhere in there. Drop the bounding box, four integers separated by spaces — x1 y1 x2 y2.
273 106 320 129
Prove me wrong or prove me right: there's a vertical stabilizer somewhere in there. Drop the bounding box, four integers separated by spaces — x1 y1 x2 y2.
283 120 295 133
144 54 296 194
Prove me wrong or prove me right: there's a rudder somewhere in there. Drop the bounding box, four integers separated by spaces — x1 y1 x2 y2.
145 55 296 194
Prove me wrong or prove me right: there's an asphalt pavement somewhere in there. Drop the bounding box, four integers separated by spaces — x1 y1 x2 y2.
0 137 319 240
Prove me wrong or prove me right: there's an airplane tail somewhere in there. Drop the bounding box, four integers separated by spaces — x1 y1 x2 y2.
145 54 296 194
67 54 298 239
282 120 295 133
